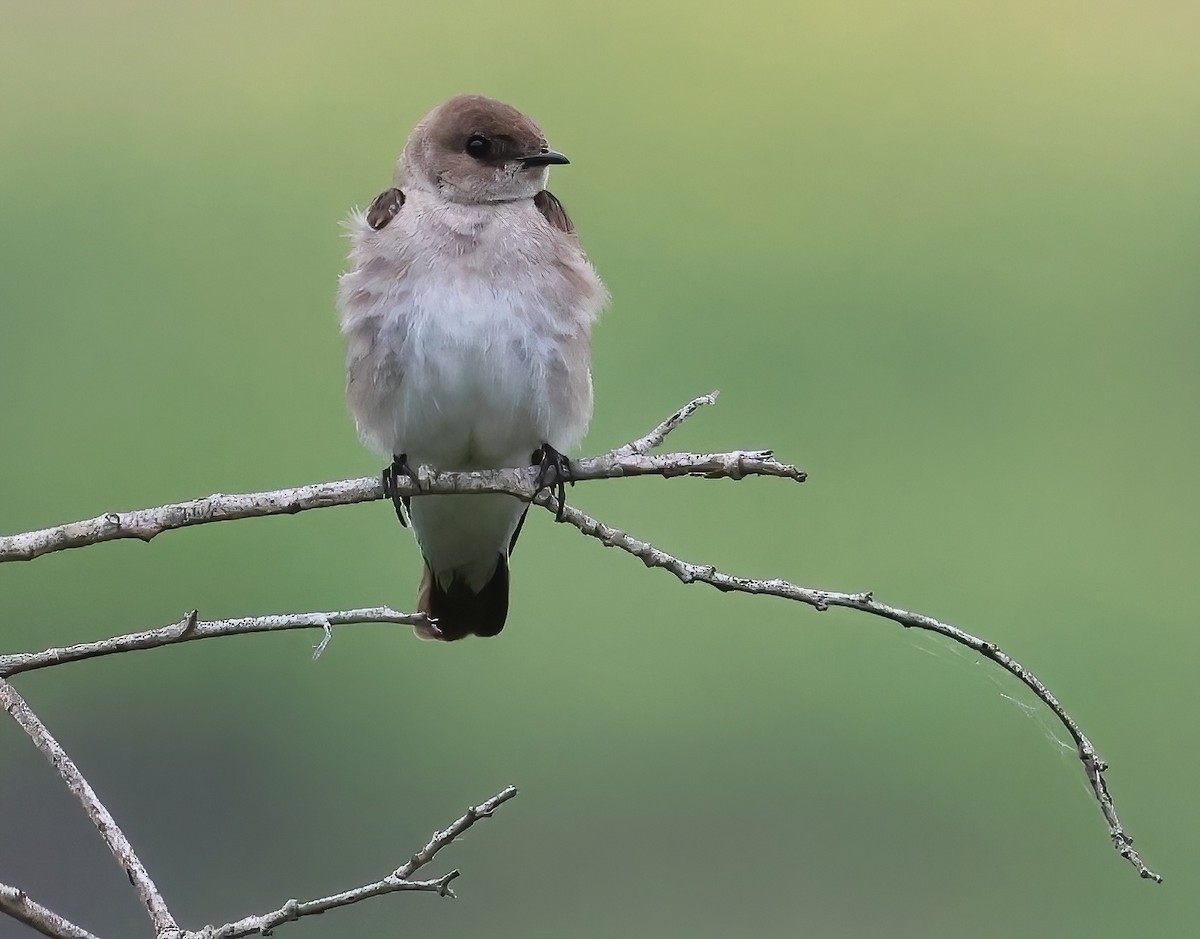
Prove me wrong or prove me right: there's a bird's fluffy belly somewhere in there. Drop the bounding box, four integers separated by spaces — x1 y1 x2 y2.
373 285 553 471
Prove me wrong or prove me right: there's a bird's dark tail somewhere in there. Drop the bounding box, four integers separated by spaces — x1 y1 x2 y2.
417 555 509 640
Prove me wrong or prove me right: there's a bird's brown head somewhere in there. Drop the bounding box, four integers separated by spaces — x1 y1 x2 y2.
397 95 569 204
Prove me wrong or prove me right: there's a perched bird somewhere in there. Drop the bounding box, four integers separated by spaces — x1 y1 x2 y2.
338 95 608 640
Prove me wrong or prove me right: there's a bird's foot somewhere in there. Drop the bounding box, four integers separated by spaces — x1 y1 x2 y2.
532 444 574 522
382 453 417 527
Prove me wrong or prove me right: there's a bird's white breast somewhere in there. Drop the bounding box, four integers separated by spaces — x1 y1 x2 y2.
388 267 558 469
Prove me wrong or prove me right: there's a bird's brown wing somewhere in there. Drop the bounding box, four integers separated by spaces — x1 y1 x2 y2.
533 189 575 235
366 187 405 230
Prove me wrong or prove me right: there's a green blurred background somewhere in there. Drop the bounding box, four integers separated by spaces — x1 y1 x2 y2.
2 2 1197 936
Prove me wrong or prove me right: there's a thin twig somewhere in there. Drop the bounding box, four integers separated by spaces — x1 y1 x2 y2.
0 448 802 564
194 786 518 939
0 608 428 678
531 487 1162 883
0 883 102 939
0 680 181 935
610 391 719 457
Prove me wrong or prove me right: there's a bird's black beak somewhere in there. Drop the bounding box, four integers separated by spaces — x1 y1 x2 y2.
520 148 570 168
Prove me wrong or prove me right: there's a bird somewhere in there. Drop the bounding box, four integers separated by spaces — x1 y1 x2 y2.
338 95 608 641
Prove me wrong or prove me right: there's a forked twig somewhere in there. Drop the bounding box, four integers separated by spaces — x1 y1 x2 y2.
0 425 802 564
195 786 518 939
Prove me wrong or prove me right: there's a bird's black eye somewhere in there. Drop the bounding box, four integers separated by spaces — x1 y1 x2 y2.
465 134 492 159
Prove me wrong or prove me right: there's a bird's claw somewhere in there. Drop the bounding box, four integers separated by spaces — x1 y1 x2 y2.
533 444 574 521
382 453 417 527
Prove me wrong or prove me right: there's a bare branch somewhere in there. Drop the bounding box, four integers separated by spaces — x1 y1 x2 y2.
0 393 1159 884
0 449 802 564
0 680 180 935
194 786 518 939
0 608 428 679
533 490 1163 883
0 883 102 939
392 783 517 879
611 391 719 457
